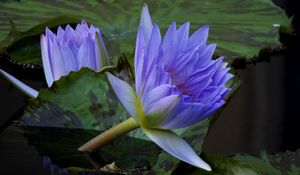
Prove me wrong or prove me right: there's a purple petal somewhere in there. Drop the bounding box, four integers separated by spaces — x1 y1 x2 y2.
176 22 190 51
60 43 77 73
145 24 161 76
51 38 66 81
195 43 216 67
145 94 180 127
188 25 209 47
158 102 206 129
56 26 64 43
64 25 76 41
0 69 38 98
43 156 51 169
220 73 234 85
46 28 55 40
106 73 140 121
142 128 211 171
40 34 54 87
212 68 231 86
77 36 96 70
68 41 79 64
140 4 153 44
89 24 97 38
140 63 159 97
202 102 223 118
170 43 205 78
162 22 177 70
142 84 174 108
134 28 146 94
95 31 109 70
177 72 213 97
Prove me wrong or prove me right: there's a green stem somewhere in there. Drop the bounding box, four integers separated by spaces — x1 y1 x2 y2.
78 118 139 152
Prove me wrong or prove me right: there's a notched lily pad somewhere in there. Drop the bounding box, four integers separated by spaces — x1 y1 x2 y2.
21 67 129 130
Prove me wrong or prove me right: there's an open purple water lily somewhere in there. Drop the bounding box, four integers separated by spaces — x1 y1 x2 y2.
0 20 108 98
106 5 233 171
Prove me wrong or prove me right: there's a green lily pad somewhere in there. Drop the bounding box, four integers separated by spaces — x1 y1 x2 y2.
182 154 261 175
21 66 132 130
183 149 300 175
0 0 289 66
22 126 161 174
20 65 160 173
234 150 300 175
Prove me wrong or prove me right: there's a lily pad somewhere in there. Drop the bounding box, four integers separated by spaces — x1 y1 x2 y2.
20 65 161 173
234 150 300 175
183 149 300 175
22 126 161 174
21 67 131 130
0 0 289 66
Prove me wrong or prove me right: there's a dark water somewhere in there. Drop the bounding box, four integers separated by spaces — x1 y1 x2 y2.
0 126 49 174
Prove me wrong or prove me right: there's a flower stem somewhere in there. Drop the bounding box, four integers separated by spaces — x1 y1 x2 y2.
78 118 139 152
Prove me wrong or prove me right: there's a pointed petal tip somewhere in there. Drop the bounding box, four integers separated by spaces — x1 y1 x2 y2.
140 2 153 42
172 21 177 27
40 33 45 42
208 43 217 50
142 128 212 171
40 33 54 87
183 21 190 27
196 160 212 171
141 3 151 23
143 3 148 9
0 69 39 98
153 23 159 28
45 27 52 36
203 24 210 30
142 3 150 15
81 20 87 25
57 26 64 30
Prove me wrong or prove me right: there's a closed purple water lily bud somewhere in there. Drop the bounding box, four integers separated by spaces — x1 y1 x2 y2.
0 20 108 98
41 20 109 87
107 4 233 171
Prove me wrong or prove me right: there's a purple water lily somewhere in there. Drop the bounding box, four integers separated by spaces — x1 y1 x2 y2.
0 20 108 98
105 5 233 170
41 20 109 87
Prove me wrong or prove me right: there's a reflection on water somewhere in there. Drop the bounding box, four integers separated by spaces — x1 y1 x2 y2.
0 126 49 175
43 156 68 175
